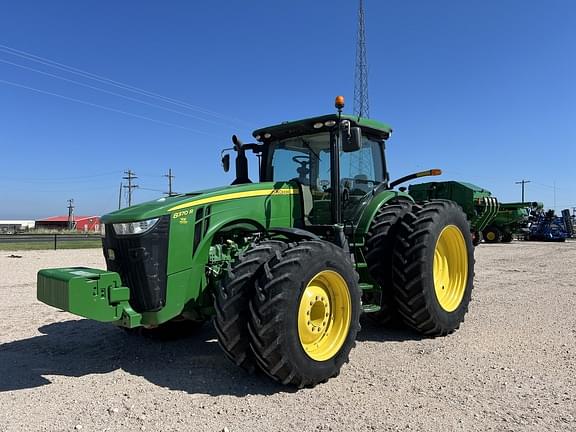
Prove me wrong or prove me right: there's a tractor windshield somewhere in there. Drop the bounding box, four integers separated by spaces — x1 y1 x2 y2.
264 131 387 224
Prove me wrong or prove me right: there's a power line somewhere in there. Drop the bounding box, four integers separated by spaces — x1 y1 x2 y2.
531 181 572 192
0 170 122 182
0 78 216 136
0 57 235 129
139 187 165 193
0 43 249 127
4 184 119 193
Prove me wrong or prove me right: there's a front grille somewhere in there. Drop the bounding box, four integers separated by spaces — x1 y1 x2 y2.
102 215 170 312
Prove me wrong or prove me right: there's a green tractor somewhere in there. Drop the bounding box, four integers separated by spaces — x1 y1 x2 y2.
481 201 543 243
37 97 475 387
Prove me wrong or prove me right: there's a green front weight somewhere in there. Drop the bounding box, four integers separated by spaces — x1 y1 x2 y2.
37 267 141 327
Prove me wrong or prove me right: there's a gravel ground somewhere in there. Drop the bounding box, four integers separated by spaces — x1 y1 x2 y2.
1 242 575 432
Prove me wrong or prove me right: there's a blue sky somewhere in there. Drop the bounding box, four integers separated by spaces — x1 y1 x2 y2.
0 1 574 219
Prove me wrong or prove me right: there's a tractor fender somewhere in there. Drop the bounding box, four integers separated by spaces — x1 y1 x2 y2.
185 215 268 276
209 218 266 236
354 190 414 238
159 216 267 325
266 227 321 241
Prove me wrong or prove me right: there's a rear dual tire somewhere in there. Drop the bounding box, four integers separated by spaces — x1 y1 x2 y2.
393 200 475 335
365 200 413 323
214 240 361 387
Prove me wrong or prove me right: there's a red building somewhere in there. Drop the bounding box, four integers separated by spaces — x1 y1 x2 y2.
35 216 101 232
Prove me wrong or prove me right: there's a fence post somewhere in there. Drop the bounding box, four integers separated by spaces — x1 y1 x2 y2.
54 234 57 250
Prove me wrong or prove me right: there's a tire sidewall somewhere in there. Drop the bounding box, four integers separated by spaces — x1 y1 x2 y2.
280 246 361 381
420 206 474 330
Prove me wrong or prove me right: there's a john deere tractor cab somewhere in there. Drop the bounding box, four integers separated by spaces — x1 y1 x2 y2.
37 97 475 388
222 97 390 242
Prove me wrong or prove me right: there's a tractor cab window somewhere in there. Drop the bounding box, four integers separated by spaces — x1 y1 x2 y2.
266 132 386 224
340 137 386 197
268 132 331 188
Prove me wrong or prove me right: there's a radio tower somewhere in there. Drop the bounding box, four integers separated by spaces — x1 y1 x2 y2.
354 0 369 118
350 0 371 179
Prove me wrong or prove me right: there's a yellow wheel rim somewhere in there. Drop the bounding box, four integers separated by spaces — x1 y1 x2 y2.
486 231 496 241
298 270 351 361
433 225 468 312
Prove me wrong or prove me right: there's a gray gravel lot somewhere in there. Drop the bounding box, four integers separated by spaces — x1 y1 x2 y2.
1 242 575 432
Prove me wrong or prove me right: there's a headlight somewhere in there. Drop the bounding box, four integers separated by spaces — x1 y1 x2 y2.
113 218 159 236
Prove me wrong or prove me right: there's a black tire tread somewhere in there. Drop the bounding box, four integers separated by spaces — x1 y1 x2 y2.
213 240 287 373
364 199 414 323
249 240 361 388
393 200 475 336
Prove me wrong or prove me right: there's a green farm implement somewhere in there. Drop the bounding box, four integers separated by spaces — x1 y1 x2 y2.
482 201 543 243
408 181 543 244
408 181 498 245
37 97 475 387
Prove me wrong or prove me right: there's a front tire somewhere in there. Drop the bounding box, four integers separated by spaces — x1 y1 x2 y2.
214 240 287 373
393 200 474 336
249 240 361 387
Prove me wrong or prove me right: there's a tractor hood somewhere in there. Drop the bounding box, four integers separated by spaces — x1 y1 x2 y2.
101 182 295 224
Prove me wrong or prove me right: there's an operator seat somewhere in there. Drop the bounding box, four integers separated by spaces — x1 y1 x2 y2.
299 184 314 225
351 174 370 195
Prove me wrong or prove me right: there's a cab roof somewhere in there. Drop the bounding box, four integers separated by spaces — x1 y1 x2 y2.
252 114 393 141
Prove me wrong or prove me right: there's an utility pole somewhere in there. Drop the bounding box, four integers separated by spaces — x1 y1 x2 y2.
118 182 123 210
164 168 176 196
123 170 138 207
67 199 75 230
515 179 531 203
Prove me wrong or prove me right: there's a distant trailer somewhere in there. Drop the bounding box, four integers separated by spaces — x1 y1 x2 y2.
0 220 35 233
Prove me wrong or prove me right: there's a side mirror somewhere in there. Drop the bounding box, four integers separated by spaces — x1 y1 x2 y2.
343 126 362 152
221 153 230 172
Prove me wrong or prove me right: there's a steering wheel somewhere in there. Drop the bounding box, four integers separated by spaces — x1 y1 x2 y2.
292 155 310 166
291 155 311 185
